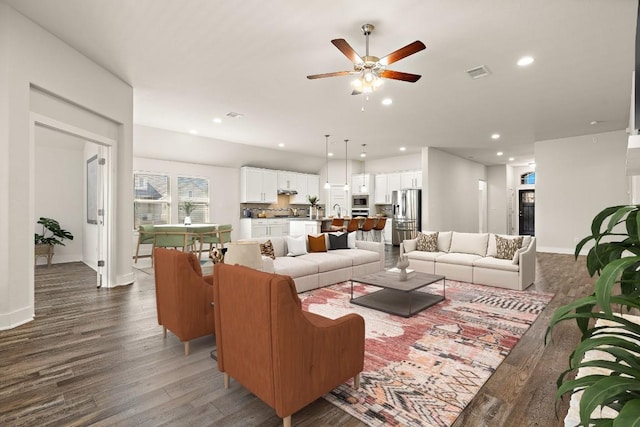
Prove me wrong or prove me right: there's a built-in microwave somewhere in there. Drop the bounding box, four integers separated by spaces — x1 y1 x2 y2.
352 195 369 208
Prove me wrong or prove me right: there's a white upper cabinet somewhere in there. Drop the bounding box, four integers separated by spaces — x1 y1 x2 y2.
277 171 297 191
401 170 422 189
351 173 373 195
374 172 402 204
291 173 320 204
240 167 278 203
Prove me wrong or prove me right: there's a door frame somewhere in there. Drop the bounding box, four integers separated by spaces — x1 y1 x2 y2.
30 113 115 288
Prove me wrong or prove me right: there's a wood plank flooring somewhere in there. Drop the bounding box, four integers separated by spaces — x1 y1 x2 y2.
0 249 594 426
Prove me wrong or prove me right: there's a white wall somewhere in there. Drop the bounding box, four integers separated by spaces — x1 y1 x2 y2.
487 165 508 234
0 4 133 330
535 130 629 253
366 153 422 173
423 147 487 232
34 127 84 265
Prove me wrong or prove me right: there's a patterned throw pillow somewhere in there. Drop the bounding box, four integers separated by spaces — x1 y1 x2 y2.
260 239 276 259
416 232 438 252
495 235 523 260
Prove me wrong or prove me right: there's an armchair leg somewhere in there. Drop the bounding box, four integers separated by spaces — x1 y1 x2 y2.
224 372 230 389
354 372 361 389
283 415 291 427
163 326 167 338
184 341 190 356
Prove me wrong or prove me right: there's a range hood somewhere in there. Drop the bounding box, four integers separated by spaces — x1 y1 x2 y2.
277 188 298 195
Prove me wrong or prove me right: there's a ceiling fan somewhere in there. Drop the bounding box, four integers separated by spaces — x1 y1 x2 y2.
307 24 426 95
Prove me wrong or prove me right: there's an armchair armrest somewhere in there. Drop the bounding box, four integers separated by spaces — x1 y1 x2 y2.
518 237 536 290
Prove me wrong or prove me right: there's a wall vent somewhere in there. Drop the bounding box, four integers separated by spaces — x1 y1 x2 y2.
466 65 491 79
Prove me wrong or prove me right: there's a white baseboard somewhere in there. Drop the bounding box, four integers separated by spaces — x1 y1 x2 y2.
0 306 34 330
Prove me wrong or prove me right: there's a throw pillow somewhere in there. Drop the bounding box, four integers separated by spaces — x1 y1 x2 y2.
308 234 327 252
259 239 276 259
328 232 348 250
495 235 523 260
285 235 307 257
416 232 438 252
347 231 357 249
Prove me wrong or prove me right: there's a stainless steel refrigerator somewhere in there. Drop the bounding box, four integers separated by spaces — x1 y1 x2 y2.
392 189 421 245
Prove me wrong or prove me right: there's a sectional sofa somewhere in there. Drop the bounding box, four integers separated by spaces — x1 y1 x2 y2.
401 231 536 291
250 234 385 293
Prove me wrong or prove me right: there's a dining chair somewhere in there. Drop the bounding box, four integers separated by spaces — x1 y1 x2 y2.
372 217 387 244
134 224 155 263
358 217 376 241
152 226 196 265
199 224 233 255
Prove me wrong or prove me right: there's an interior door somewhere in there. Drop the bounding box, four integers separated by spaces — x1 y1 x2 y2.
519 190 535 236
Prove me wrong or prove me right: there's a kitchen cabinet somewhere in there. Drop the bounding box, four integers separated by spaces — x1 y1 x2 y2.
401 170 422 189
351 173 373 195
291 173 320 204
239 218 289 239
277 171 297 191
374 172 401 204
289 220 321 236
241 167 278 203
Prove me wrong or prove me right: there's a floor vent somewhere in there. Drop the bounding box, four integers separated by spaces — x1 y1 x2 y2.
466 65 491 79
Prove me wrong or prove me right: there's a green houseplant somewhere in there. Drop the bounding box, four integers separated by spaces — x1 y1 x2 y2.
180 201 197 225
34 217 74 266
547 205 640 426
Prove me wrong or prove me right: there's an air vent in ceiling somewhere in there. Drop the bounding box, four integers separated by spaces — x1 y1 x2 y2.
466 65 491 79
226 112 244 118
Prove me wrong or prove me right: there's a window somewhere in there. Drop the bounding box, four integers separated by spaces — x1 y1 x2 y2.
177 176 209 224
133 172 170 228
520 172 536 185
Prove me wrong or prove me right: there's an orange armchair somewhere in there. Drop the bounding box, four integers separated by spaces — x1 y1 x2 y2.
213 263 365 427
153 248 215 355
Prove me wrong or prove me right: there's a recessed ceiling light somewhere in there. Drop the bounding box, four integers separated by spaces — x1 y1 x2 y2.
508 157 515 161
497 151 504 156
517 56 534 67
400 147 406 151
189 130 198 135
491 133 501 140
328 152 334 157
590 120 599 125
382 98 393 106
212 118 222 124
278 143 285 148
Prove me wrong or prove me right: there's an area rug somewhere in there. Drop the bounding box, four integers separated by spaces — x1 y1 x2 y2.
299 280 554 427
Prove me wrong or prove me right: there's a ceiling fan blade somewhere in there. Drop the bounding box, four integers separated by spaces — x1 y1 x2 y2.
378 40 426 66
379 69 422 82
331 39 363 64
307 71 353 80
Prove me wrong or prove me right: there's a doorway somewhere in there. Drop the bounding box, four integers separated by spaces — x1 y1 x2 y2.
478 180 488 233
519 190 535 236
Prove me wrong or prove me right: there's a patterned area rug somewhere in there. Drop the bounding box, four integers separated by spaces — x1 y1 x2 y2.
299 280 553 426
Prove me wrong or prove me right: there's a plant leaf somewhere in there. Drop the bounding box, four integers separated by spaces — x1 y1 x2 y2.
606 206 636 233
595 257 640 316
580 377 640 426
614 399 640 427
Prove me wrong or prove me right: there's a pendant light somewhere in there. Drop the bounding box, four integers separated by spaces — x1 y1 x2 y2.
360 144 367 193
323 134 331 189
343 139 349 191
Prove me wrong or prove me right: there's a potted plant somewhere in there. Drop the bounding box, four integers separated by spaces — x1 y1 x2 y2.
34 217 74 266
547 205 640 425
307 195 319 219
180 201 197 225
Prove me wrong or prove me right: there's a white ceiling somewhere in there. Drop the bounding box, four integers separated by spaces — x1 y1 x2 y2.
4 0 637 166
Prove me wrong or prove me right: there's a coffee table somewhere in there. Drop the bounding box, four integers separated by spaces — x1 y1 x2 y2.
350 271 446 318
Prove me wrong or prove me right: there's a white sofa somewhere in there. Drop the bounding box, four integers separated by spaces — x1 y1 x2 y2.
251 234 385 293
401 231 536 291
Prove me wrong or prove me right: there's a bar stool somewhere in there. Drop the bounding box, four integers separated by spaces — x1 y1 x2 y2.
372 217 387 243
358 217 376 241
329 218 345 232
345 218 360 235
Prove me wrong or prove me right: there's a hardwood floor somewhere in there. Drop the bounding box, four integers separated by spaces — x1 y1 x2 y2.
0 249 594 426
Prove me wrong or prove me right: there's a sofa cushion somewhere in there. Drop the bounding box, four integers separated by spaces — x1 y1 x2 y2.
495 235 523 260
422 230 452 252
449 232 489 256
308 234 327 253
474 256 520 272
260 239 276 259
406 250 445 262
285 235 308 256
435 252 482 266
328 232 349 250
297 252 352 272
487 234 531 257
332 248 380 266
272 256 318 277
416 232 438 252
403 238 417 252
